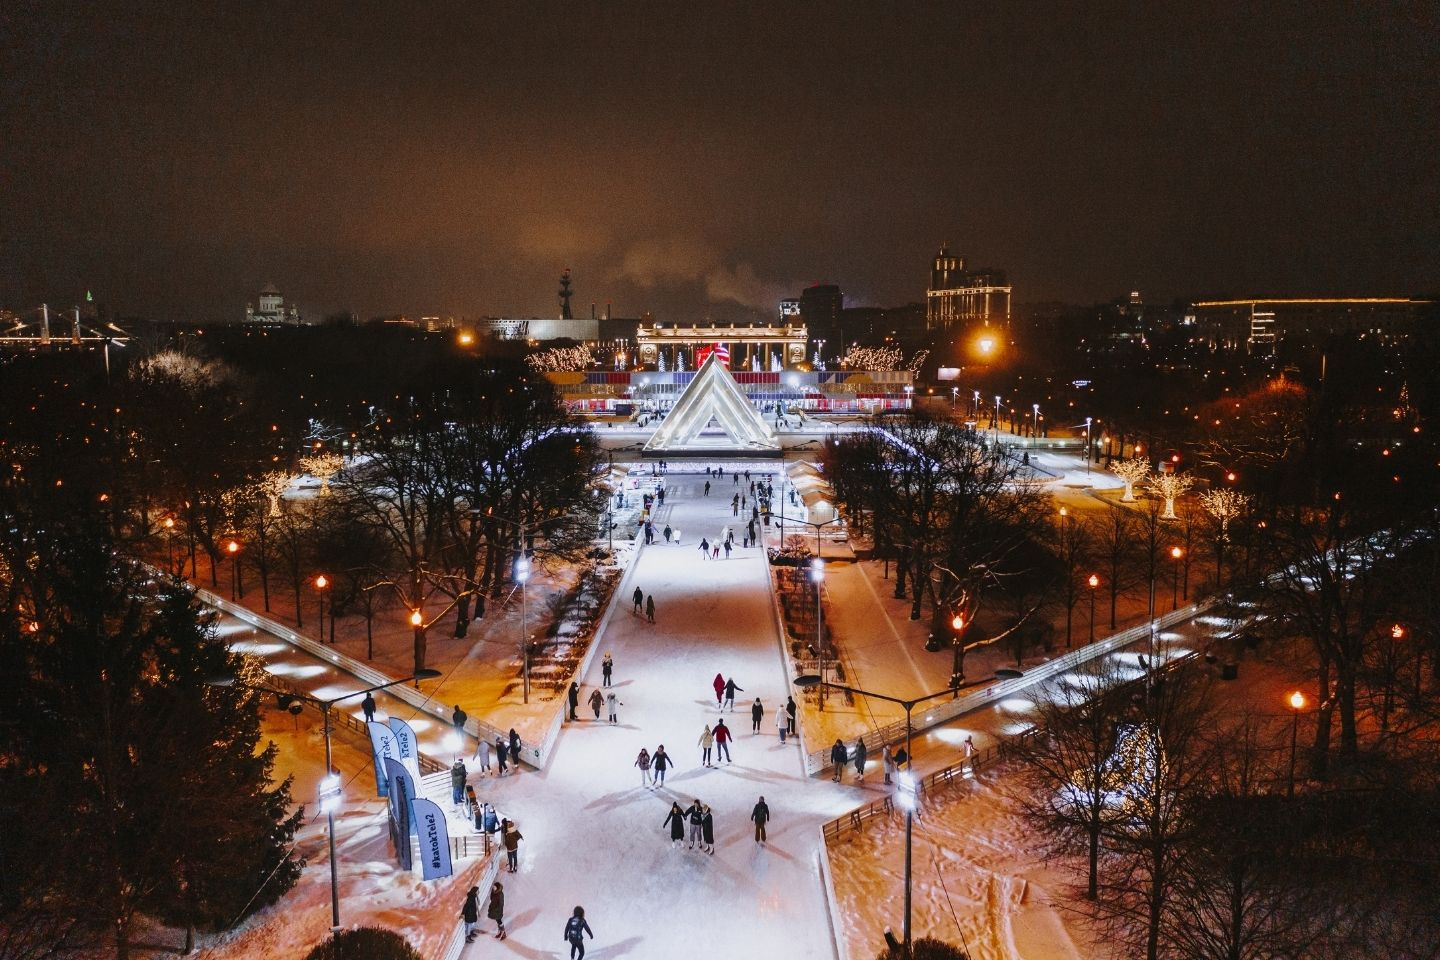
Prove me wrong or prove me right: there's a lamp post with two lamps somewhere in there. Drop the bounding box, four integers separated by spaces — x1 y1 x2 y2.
792 674 969 958
205 668 442 932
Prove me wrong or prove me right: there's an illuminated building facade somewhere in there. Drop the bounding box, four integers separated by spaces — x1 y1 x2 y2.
244 283 302 325
1188 298 1433 353
926 246 1011 331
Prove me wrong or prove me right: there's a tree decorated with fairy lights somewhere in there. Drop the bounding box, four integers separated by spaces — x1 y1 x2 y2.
1113 457 1150 503
1147 470 1193 520
300 451 345 496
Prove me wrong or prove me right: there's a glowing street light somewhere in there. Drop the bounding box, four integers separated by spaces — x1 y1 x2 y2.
1169 545 1184 610
1287 690 1307 798
516 552 532 703
1087 574 1099 641
226 538 242 601
315 574 332 643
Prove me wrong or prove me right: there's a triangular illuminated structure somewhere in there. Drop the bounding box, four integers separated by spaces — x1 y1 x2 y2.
644 352 780 452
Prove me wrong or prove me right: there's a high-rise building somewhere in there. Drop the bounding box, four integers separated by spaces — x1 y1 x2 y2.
925 246 1011 331
799 284 844 347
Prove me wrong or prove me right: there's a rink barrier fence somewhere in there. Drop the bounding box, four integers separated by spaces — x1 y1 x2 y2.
169 570 539 769
799 598 1219 777
433 839 504 960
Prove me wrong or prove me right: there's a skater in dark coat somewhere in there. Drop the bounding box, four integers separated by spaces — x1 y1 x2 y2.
664 801 686 844
564 906 594 960
785 696 797 735
751 796 770 843
461 885 480 941
830 738 848 782
588 687 604 720
652 744 674 785
750 697 764 733
501 819 523 872
361 692 376 722
853 737 868 782
645 595 656 623
567 682 580 721
632 586 643 613
508 728 522 767
700 804 715 854
601 653 613 686
487 881 506 940
452 705 468 734
712 672 725 707
723 677 742 710
699 537 710 558
494 736 508 775
686 800 705 848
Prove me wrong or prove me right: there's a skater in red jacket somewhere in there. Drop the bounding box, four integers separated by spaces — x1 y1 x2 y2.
713 718 733 763
712 672 725 707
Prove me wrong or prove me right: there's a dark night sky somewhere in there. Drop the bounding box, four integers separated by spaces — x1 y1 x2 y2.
2 1 1436 322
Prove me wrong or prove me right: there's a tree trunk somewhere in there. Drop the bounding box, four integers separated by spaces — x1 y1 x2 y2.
1087 821 1099 899
1311 655 1333 780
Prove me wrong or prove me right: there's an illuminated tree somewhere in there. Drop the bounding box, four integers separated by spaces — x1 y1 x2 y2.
300 452 345 496
1113 456 1150 503
1147 470 1193 520
1200 488 1251 586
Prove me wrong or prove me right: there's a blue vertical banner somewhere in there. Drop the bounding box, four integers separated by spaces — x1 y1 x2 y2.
367 721 397 797
409 798 453 880
386 716 422 781
384 757 415 871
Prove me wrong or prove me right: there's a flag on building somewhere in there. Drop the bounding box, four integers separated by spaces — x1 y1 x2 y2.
697 342 730 368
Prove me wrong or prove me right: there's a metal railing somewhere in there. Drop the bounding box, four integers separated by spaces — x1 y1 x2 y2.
799 597 1218 776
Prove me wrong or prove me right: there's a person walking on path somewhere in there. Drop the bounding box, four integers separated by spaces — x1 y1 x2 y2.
712 673 725 707
723 677 743 710
564 906 594 960
664 801 686 846
645 594 656 623
473 736 491 773
963 734 976 771
699 537 710 558
450 758 468 808
605 691 621 724
588 687 604 720
361 692 376 723
701 804 715 855
487 881 506 940
601 653 613 686
501 819 523 873
494 736 508 776
568 681 580 721
751 796 770 844
882 744 895 785
853 737 868 782
652 744 674 786
750 697 764 733
698 724 715 766
775 708 787 743
686 800 705 849
461 885 480 942
714 719 733 763
635 747 652 787
452 704 468 735
508 728 523 769
786 696 797 735
663 524 672 543
830 738 848 782
632 586 643 614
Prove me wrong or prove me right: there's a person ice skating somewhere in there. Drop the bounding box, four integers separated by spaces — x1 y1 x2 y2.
664 801 686 845
632 586 643 614
450 758 467 807
494 736 508 776
853 737 868 782
723 539 732 558
482 801 499 834
672 527 681 545
750 697 764 732
461 884 480 942
701 803 715 854
645 594 655 623
635 747 652 786
704 480 711 496
652 744 674 785
473 735 491 773
564 906 594 960
586 687 603 720
568 681 580 721
699 537 710 558
786 695 797 735
361 692 376 723
776 707 787 743
452 704 468 735
606 691 621 723
714 719 732 763
509 728 522 767
882 743 895 785
602 652 613 686
487 880 506 940
712 543 721 559
663 524 673 543
751 795 770 843
830 738 848 782
698 724 715 766
963 734 976 771
723 677 742 710
686 799 704 848
502 818 523 872
712 672 725 707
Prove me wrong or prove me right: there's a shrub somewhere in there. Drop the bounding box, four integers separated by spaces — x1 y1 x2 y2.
305 927 423 960
876 936 971 960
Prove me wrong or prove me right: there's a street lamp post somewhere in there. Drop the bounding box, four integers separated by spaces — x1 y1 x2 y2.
1032 403 1040 446
770 509 843 561
516 553 531 704
1287 690 1306 798
164 516 176 574
993 395 1002 450
1085 417 1093 473
315 574 331 643
1087 574 1099 642
206 668 441 932
226 538 241 601
1169 545 1183 611
811 559 827 709
793 674 963 957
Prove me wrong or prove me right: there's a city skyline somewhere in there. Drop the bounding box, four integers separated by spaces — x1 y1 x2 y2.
3 3 1436 322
